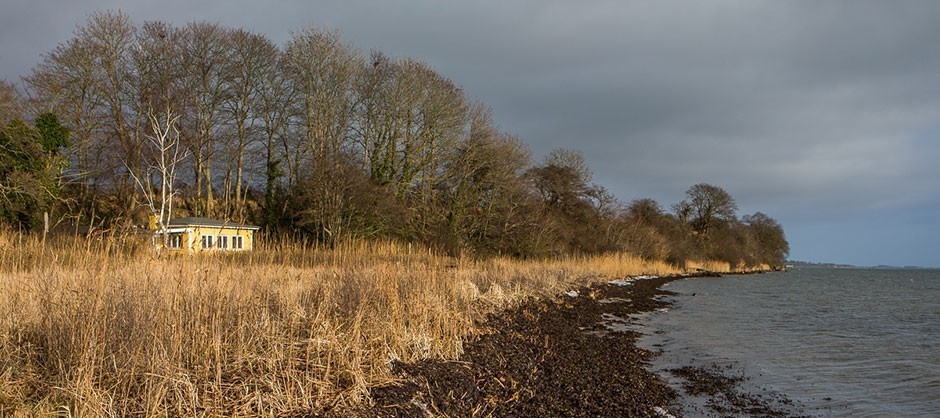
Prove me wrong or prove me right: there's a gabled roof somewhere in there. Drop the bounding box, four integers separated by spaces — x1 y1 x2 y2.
167 217 260 230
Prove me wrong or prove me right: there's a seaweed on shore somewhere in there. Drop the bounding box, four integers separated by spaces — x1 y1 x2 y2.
355 276 681 417
669 364 799 417
332 272 796 417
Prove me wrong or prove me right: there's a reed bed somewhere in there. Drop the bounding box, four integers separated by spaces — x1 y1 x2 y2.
0 232 738 416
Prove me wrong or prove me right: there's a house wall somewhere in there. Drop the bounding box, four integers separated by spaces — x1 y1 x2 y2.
157 228 193 254
190 226 255 253
160 227 256 254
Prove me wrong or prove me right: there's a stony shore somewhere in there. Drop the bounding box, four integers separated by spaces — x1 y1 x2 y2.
335 273 791 417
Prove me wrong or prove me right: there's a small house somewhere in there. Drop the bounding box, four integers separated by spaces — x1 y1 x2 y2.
156 217 260 253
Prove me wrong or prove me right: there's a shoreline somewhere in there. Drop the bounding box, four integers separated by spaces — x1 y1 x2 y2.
641 273 800 417
337 272 790 417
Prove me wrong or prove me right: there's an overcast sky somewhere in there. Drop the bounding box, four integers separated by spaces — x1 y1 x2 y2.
3 1 939 267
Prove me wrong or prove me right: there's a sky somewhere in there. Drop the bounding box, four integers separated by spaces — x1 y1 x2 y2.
2 1 939 267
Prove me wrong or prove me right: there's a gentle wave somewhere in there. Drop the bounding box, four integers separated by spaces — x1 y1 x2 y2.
639 268 940 417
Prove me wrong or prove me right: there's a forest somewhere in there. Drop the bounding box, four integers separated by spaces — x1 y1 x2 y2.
1 11 788 268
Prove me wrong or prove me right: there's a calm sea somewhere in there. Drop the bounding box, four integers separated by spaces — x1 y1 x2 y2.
638 268 940 417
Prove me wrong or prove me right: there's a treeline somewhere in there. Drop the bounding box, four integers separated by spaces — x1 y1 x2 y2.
0 11 788 267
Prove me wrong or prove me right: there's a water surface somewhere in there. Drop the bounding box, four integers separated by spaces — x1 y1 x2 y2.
638 268 940 417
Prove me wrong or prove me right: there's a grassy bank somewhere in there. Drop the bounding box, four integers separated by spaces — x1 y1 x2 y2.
0 233 761 416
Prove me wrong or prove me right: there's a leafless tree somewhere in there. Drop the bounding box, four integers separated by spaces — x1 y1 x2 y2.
353 51 399 184
353 55 467 198
179 22 231 217
742 212 789 266
0 81 22 122
283 27 359 164
127 106 187 248
80 11 138 208
218 29 277 220
282 27 361 241
256 49 293 225
438 103 532 254
681 183 738 237
400 60 468 207
24 11 133 221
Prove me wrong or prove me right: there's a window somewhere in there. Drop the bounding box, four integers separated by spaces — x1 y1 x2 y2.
219 235 228 250
168 233 183 249
201 235 214 249
233 235 243 250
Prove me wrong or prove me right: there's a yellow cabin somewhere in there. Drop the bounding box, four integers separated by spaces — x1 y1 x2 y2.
157 217 260 254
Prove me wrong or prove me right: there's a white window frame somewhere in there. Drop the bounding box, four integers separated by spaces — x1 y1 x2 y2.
233 235 243 250
168 233 183 249
219 235 228 250
202 235 214 249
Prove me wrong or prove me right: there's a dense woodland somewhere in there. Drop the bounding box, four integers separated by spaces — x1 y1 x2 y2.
0 11 788 267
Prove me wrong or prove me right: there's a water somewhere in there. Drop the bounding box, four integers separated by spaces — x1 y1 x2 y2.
638 268 940 417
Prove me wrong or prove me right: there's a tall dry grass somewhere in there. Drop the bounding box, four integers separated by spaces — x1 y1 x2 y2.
0 232 737 416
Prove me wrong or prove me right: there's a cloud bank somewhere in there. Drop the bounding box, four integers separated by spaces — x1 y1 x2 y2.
2 0 939 265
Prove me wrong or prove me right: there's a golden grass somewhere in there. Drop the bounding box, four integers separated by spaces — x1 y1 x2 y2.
0 232 748 416
686 259 732 273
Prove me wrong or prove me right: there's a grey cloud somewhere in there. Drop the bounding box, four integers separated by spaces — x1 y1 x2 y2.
2 0 939 265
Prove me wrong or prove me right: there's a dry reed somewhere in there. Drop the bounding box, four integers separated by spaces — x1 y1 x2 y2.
0 232 743 416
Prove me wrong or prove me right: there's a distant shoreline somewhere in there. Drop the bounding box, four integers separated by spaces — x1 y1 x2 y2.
788 262 937 270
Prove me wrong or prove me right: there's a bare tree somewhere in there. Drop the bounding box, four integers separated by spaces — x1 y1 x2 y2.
0 81 22 122
400 60 468 209
283 27 359 165
681 183 738 237
179 22 232 217
742 212 789 267
353 51 399 185
438 103 532 254
24 21 109 207
352 54 470 243
256 50 293 226
525 148 615 253
79 11 139 210
282 27 361 241
127 107 187 248
219 29 278 220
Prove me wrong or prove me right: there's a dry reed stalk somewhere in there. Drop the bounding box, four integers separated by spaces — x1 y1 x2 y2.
0 231 747 416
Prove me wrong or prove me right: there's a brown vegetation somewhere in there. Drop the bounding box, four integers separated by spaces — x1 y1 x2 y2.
0 231 747 416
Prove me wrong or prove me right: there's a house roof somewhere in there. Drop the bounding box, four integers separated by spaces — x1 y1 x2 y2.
167 217 260 230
